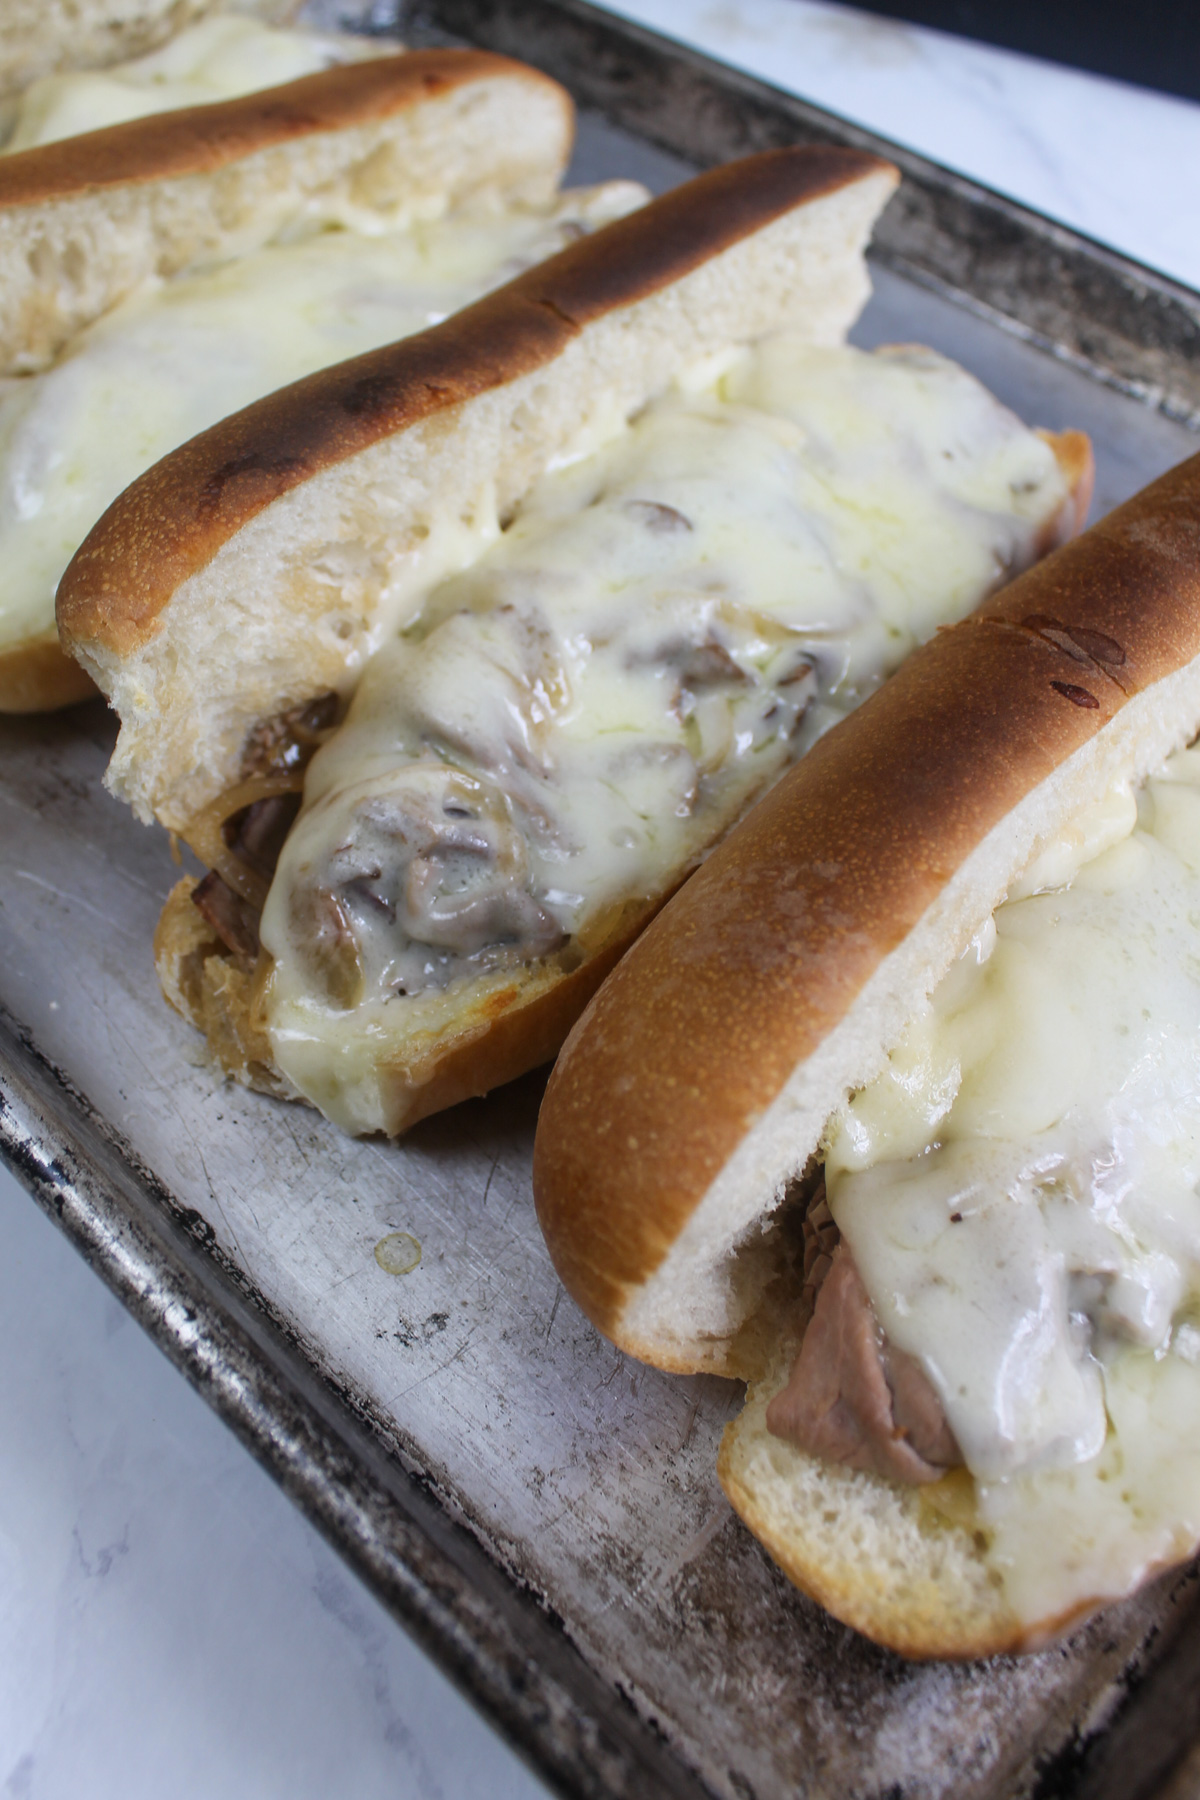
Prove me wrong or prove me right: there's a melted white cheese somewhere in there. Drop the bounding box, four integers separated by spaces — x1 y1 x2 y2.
2 16 375 152
825 747 1200 1623
259 339 1071 1133
0 181 643 649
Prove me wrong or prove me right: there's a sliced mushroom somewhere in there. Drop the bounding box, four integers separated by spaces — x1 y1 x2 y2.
625 498 693 533
224 792 302 881
676 639 747 691
296 766 566 998
192 870 260 966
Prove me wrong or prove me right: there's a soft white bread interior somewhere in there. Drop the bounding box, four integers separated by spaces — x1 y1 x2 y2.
717 1351 1017 1657
532 450 1200 1655
58 148 900 831
0 1 300 102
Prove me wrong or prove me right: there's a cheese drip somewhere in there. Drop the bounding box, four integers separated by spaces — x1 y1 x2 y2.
825 747 1200 1625
260 339 1071 1134
2 16 379 152
0 181 643 650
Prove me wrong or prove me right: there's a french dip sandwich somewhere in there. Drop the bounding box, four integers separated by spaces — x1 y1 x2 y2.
0 25 591 710
0 12 374 148
59 146 1093 1139
533 451 1200 1657
0 0 296 102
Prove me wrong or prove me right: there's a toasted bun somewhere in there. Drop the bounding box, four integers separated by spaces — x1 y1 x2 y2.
533 450 1200 1375
0 627 96 711
0 47 573 717
129 149 897 1125
0 1 298 102
532 450 1200 1655
0 49 573 377
58 146 899 831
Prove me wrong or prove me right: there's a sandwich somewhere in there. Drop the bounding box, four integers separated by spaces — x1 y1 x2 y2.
58 145 1093 1139
0 31 590 710
1 12 381 150
532 449 1200 1657
0 1 298 103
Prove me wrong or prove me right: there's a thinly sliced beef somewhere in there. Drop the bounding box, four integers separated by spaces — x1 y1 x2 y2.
241 691 340 779
226 793 301 879
191 795 304 966
192 870 260 964
766 1194 961 1485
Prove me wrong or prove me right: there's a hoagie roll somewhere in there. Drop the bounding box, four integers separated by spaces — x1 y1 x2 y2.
533 450 1200 1657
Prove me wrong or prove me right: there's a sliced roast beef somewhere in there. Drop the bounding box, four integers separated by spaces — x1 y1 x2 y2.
766 1195 961 1485
240 691 340 779
192 870 260 965
226 792 301 879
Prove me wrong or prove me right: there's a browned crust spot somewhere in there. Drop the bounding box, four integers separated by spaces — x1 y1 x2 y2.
56 145 896 660
0 627 97 712
0 49 551 206
532 450 1200 1340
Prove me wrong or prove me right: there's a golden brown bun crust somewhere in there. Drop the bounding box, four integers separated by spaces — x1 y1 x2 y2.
533 450 1200 1340
57 146 895 662
0 628 97 711
155 879 658 1129
379 916 651 1135
0 49 542 206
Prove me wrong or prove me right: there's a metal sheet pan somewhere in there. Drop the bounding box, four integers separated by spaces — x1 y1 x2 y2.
3 4 1200 1795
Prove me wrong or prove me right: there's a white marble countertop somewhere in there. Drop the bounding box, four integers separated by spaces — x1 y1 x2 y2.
603 0 1200 289
2 5 1198 1796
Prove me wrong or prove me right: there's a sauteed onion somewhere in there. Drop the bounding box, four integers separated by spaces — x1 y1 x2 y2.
182 772 305 910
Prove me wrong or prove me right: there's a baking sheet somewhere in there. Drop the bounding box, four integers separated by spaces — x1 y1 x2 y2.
4 5 1200 1796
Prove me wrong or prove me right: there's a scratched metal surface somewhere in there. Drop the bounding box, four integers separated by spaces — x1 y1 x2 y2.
4 8 1200 1798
